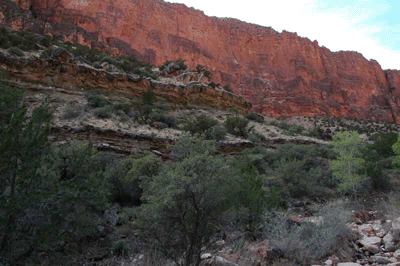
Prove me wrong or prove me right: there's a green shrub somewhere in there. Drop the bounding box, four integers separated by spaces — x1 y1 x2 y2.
112 241 129 257
160 114 177 128
113 102 132 114
86 93 112 108
196 64 205 73
175 58 187 70
230 157 276 232
223 85 233 93
276 121 290 130
138 136 230 266
40 47 54 59
133 104 153 124
206 125 227 141
183 114 219 138
248 133 266 143
224 115 251 137
62 105 82 119
106 154 161 206
8 47 24 56
93 105 114 119
265 202 352 265
142 88 156 105
203 70 211 78
287 125 305 135
159 60 172 71
246 112 264 123
244 144 336 200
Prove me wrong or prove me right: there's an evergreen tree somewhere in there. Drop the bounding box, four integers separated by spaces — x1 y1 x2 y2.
0 83 52 257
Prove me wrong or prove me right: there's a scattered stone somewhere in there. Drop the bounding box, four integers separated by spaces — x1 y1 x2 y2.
101 62 119 73
128 73 141 82
51 47 73 63
363 244 380 254
384 232 396 252
387 263 400 266
392 218 400 241
394 249 400 259
337 263 362 266
369 255 391 264
201 253 213 260
359 236 381 246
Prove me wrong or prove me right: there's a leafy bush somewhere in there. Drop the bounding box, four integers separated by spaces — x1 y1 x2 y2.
106 154 161 206
40 47 54 59
142 88 156 105
134 104 153 124
196 64 205 73
331 131 369 196
138 136 231 266
223 85 233 93
230 157 277 232
206 125 227 141
86 92 112 108
246 112 264 123
248 133 266 143
287 125 305 135
159 60 172 71
8 47 24 56
113 102 132 115
276 121 290 130
224 115 251 137
264 201 352 265
112 241 129 257
62 105 83 119
175 58 187 70
203 70 211 78
0 28 41 51
183 114 219 138
150 112 177 128
244 144 336 200
93 105 114 119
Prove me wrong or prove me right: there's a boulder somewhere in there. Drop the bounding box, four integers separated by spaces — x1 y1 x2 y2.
394 249 400 259
51 47 73 63
384 232 396 252
363 244 380 254
101 62 119 73
369 255 391 264
337 263 362 266
359 236 381 247
392 218 400 241
128 73 141 82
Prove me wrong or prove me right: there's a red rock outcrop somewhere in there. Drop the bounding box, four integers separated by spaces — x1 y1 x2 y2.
3 0 400 122
0 49 251 112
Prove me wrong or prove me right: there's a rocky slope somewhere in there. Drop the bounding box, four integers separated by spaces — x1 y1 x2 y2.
2 0 400 123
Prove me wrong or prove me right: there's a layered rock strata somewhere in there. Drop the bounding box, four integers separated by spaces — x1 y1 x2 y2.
2 0 400 122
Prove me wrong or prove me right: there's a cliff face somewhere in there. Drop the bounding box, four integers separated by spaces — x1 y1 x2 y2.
4 0 400 122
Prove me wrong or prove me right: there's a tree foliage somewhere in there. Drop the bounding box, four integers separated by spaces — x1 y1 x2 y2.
330 131 368 195
138 136 231 266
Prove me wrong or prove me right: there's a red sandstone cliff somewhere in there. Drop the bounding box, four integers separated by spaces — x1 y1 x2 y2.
3 0 400 122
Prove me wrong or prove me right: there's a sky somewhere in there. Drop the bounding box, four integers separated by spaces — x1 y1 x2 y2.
165 0 400 70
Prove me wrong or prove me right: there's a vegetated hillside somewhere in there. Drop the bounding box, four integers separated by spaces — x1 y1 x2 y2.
3 0 400 123
3 28 400 266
